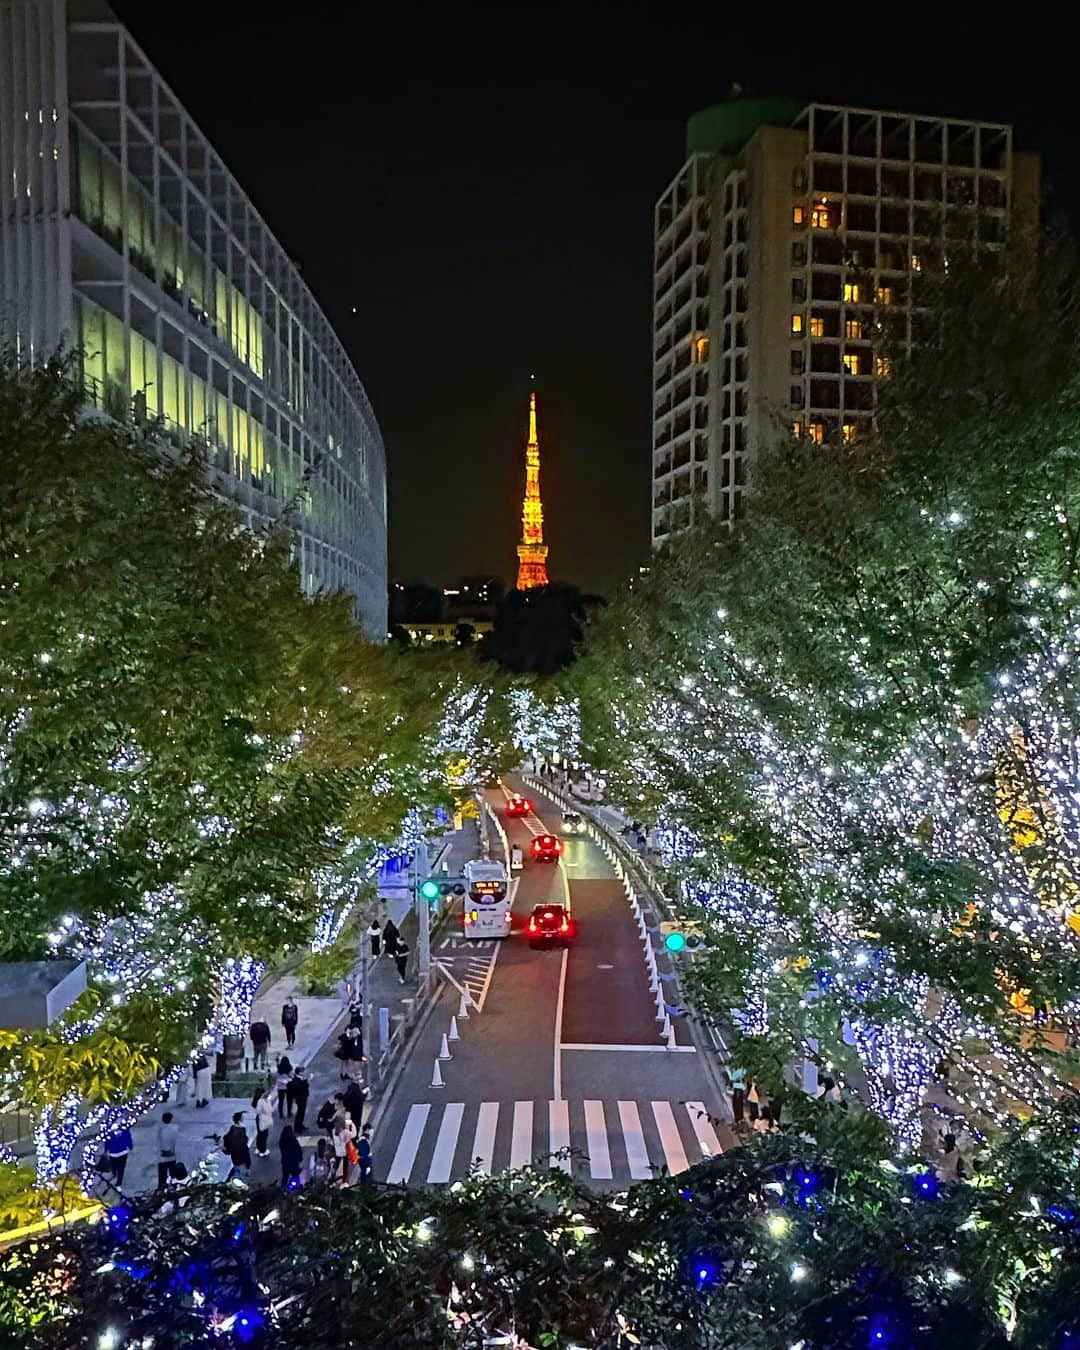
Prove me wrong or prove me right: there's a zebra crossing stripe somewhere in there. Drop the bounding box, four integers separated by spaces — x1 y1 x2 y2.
472 1102 498 1174
685 1101 723 1159
510 1100 533 1169
549 1099 571 1173
651 1100 689 1175
387 1103 429 1184
427 1102 465 1183
618 1101 651 1179
583 1100 611 1180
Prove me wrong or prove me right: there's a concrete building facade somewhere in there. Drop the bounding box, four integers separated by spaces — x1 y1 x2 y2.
0 0 387 633
652 98 1040 546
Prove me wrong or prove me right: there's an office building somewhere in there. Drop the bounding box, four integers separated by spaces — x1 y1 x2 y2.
651 98 1040 545
0 0 387 633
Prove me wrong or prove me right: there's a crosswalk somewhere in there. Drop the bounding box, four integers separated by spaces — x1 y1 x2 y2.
382 1098 724 1187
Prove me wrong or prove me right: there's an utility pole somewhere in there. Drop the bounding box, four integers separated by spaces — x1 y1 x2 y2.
414 837 431 982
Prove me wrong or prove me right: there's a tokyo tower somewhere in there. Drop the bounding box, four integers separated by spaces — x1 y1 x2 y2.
515 388 549 590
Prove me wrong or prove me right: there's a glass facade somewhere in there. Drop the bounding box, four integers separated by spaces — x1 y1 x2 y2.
0 0 387 634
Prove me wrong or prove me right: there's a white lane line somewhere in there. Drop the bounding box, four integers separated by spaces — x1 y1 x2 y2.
652 1100 689 1175
476 944 501 1013
386 1103 430 1184
583 1099 612 1180
553 945 568 1100
562 1042 696 1053
618 1101 651 1179
549 1098 571 1172
685 1101 724 1160
471 1102 499 1174
510 1100 534 1169
427 1102 465 1184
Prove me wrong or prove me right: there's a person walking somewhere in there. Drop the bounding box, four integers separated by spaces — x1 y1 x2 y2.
279 1123 303 1189
275 1056 294 1118
342 1078 366 1131
394 941 410 984
156 1112 179 1189
254 1087 275 1157
382 917 401 958
287 1065 310 1133
281 996 299 1050
173 1060 192 1108
193 1052 212 1108
357 1124 373 1184
222 1111 252 1182
305 1137 332 1185
728 1065 747 1125
344 1026 365 1082
103 1125 133 1188
316 1092 342 1136
249 1017 271 1071
330 1113 355 1185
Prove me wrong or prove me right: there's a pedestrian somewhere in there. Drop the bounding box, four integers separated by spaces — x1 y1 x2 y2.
744 1080 761 1125
938 1132 966 1181
382 917 401 957
275 1055 294 1117
348 998 364 1030
394 941 410 984
316 1092 341 1136
281 995 299 1050
342 1078 366 1130
305 1136 332 1185
344 1026 365 1081
173 1060 192 1108
330 1112 355 1184
254 1086 275 1156
279 1123 303 1189
288 1064 311 1133
156 1111 179 1189
222 1111 252 1182
249 1017 271 1070
102 1125 133 1188
357 1124 373 1184
193 1052 212 1108
367 919 382 958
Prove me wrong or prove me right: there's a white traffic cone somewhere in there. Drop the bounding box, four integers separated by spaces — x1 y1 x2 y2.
431 1058 445 1088
448 1015 460 1042
458 993 470 1020
656 990 667 1022
666 1020 678 1051
439 1032 453 1061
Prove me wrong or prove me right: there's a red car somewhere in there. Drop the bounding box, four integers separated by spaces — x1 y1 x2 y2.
527 903 575 947
506 796 531 818
530 834 562 863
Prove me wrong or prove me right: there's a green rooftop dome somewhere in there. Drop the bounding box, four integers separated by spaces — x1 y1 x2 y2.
687 97 805 157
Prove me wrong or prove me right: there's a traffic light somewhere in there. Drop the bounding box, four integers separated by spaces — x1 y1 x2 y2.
661 920 706 953
420 878 467 903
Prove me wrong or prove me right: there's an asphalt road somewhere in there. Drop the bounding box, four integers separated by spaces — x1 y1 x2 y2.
371 776 733 1191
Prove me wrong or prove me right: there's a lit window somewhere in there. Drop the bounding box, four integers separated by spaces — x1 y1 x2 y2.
792 205 806 226
876 285 894 305
875 355 893 378
792 420 804 438
811 202 832 229
845 319 862 339
809 316 825 338
843 282 862 303
693 334 709 364
808 422 825 444
842 422 857 444
911 253 922 272
842 353 861 375
791 313 804 335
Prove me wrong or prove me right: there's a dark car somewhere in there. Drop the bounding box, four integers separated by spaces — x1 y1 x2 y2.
530 834 562 863
527 903 575 947
506 796 531 817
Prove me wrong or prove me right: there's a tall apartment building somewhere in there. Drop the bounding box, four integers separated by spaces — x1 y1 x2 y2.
0 0 387 634
651 98 1040 546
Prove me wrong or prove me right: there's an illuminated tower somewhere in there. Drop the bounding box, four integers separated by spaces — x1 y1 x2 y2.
515 389 550 589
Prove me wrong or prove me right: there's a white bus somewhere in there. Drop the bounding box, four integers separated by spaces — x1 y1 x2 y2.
462 858 512 939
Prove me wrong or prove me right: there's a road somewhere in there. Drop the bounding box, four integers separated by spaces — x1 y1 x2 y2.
372 775 734 1190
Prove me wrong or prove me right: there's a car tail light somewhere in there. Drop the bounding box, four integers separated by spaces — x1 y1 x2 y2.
560 916 570 932
528 917 538 933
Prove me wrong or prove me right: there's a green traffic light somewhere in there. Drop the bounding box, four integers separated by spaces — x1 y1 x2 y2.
665 930 687 952
420 879 440 901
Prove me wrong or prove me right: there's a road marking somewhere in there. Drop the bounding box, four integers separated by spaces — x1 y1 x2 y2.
476 938 501 1013
549 1099 571 1172
427 1101 464 1183
561 1042 696 1053
583 1099 612 1180
596 963 614 970
685 1101 724 1159
386 1104 430 1184
471 1101 498 1174
618 1101 651 1179
510 1100 534 1169
553 945 568 1099
652 1100 689 1175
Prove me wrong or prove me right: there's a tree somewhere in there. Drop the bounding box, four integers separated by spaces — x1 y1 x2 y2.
481 583 596 675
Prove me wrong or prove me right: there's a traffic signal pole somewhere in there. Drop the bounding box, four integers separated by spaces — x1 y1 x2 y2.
414 838 431 981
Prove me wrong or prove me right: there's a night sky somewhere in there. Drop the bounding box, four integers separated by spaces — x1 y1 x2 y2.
109 8 1070 596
